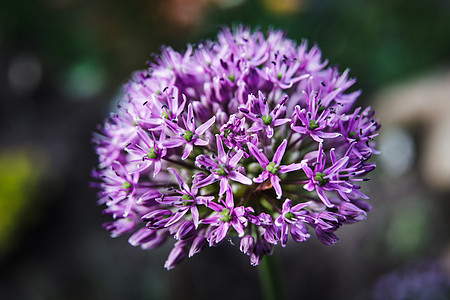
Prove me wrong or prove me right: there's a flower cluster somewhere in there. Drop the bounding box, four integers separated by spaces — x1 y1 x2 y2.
92 26 380 269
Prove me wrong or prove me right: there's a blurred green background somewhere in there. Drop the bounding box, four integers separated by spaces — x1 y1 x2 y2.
1 0 449 299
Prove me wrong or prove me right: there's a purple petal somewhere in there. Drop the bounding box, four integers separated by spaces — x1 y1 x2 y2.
203 200 224 212
229 171 252 185
316 187 332 207
303 181 315 192
266 126 274 138
186 103 195 131
248 122 264 133
164 138 185 149
193 138 209 146
219 177 229 195
191 206 200 228
270 175 282 199
182 143 194 160
194 173 216 189
273 139 287 165
168 168 188 191
273 118 291 127
216 135 226 162
310 132 324 143
316 131 342 140
229 150 244 168
224 187 234 208
232 221 245 237
153 160 161 177
254 171 269 183
164 119 182 134
165 208 188 227
196 116 216 135
279 162 303 174
247 142 269 166
291 125 307 134
325 156 349 176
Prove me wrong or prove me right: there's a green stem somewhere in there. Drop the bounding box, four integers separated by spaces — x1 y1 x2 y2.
259 254 282 300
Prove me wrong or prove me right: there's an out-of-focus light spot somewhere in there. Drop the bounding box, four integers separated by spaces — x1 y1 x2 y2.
63 60 106 101
386 198 429 258
379 127 415 177
0 148 46 259
262 0 305 15
215 0 246 9
7 53 42 96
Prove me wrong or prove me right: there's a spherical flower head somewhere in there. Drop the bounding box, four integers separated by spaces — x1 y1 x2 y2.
92 26 380 269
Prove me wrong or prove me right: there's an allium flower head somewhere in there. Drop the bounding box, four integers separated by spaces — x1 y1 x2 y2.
93 26 380 269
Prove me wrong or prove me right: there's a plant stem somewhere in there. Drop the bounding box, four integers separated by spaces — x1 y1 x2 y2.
259 254 282 300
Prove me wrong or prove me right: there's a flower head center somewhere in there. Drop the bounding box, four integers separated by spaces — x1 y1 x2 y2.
318 105 326 114
262 114 273 126
314 172 329 186
219 208 233 222
147 147 158 159
285 211 296 220
162 109 172 120
182 194 194 206
215 164 228 176
266 162 280 175
309 120 319 130
183 130 194 142
182 194 194 200
349 131 359 141
122 181 132 190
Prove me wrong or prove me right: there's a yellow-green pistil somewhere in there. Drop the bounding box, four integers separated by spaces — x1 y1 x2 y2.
349 131 359 141
182 194 194 206
309 120 319 130
122 181 132 190
147 147 157 159
220 208 233 222
215 164 227 176
314 172 329 186
285 211 295 220
266 162 280 175
262 115 273 126
162 109 173 120
183 130 194 142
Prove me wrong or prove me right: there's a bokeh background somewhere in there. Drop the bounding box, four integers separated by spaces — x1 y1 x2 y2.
1 0 450 299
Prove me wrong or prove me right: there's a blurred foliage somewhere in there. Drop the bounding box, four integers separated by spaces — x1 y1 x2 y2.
1 0 449 100
206 0 450 93
0 149 45 258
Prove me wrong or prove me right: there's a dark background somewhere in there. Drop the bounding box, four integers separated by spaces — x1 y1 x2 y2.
1 0 449 299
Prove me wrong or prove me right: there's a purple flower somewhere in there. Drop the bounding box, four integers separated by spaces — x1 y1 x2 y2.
302 143 356 207
201 188 250 246
93 26 379 269
164 103 215 160
291 91 341 143
157 168 214 228
195 135 252 195
126 128 167 176
239 91 291 138
248 139 305 199
275 199 311 247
